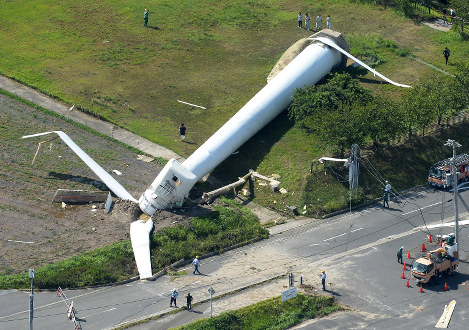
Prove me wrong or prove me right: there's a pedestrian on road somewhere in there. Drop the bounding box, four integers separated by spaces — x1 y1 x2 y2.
443 47 450 65
305 13 310 30
170 288 178 307
316 14 322 31
179 123 186 142
192 255 201 274
383 188 390 208
326 15 331 29
298 12 303 28
186 292 193 311
397 246 403 264
320 270 326 290
144 8 149 27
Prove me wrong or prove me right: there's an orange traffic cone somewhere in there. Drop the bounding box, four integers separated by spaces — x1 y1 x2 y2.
402 271 405 279
407 250 411 259
445 282 448 291
440 238 443 247
403 262 407 270
420 284 423 293
406 279 410 288
429 234 432 243
421 242 426 252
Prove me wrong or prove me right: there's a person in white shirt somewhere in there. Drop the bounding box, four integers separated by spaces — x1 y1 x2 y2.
192 255 201 274
326 15 331 29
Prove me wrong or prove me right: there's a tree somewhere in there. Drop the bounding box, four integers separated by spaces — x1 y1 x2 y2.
362 98 405 145
451 0 469 31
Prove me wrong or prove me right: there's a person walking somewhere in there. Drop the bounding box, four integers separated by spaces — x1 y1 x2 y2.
298 12 303 28
179 123 186 142
326 15 331 29
144 8 149 27
316 14 322 31
186 292 193 311
192 255 201 274
170 288 178 307
443 47 450 65
320 270 326 290
397 246 403 264
305 13 310 30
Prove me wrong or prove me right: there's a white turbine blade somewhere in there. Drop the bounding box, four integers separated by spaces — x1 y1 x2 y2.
309 37 412 88
23 131 137 202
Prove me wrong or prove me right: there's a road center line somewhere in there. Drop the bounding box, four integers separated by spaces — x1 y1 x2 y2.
401 202 441 216
323 228 363 242
81 307 116 319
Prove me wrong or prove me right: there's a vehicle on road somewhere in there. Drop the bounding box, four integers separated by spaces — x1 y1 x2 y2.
428 154 469 188
411 243 459 284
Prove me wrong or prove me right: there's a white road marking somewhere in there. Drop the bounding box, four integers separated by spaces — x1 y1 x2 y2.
323 228 363 242
7 240 34 244
81 307 116 319
401 202 441 216
308 242 330 246
416 219 469 230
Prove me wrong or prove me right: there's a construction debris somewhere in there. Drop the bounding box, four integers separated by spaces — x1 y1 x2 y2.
53 189 110 203
137 155 154 163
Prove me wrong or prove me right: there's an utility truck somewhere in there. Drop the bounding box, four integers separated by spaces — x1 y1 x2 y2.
411 241 459 284
428 153 469 188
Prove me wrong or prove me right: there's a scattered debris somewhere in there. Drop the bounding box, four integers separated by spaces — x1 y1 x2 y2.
287 206 299 215
137 155 154 163
69 104 75 111
112 169 122 176
271 173 281 180
279 188 288 194
177 99 207 109
62 202 67 209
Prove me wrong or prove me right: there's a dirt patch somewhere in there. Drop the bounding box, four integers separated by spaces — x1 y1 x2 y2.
0 94 214 274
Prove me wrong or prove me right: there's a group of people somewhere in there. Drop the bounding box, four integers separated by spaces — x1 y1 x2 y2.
298 12 332 31
169 255 201 310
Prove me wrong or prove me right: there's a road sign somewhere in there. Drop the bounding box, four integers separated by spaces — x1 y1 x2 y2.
208 287 215 295
281 286 297 302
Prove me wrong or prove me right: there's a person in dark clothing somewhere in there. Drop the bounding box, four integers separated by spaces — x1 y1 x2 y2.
321 270 326 291
179 123 186 142
443 47 450 65
397 246 403 264
144 9 149 27
186 293 193 311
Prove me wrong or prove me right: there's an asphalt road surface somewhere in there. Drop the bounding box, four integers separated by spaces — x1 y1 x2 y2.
1 186 468 330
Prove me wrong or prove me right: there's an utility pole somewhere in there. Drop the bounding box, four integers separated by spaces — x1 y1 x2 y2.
29 269 34 330
445 139 461 245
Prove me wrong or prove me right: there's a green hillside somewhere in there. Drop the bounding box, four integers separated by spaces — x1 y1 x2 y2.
1 0 468 215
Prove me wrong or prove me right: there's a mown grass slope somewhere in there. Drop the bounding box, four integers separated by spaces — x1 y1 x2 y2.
1 0 469 214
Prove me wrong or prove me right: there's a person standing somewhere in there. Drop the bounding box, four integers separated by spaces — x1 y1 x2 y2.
192 255 201 274
316 14 322 31
305 13 310 30
443 47 450 65
170 288 178 307
326 15 331 29
321 270 326 290
179 123 186 142
383 187 390 208
186 292 193 311
144 8 149 27
298 12 303 28
397 246 403 264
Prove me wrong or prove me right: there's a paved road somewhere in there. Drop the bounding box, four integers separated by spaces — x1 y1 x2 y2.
1 186 468 329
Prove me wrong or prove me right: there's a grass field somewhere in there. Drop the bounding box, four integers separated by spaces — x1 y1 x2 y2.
1 0 469 214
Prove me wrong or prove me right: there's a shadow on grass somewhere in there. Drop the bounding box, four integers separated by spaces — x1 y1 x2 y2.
211 111 294 184
48 171 108 191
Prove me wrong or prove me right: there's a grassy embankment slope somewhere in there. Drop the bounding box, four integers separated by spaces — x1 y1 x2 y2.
1 0 469 215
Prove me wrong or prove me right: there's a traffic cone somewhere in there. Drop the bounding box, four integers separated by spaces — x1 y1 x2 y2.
406 279 410 288
440 238 443 247
420 284 423 293
402 271 405 279
421 242 426 252
429 234 432 243
403 262 407 270
407 250 411 258
445 282 448 291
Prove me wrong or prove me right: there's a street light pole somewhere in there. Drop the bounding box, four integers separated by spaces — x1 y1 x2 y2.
445 139 461 245
29 269 34 330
